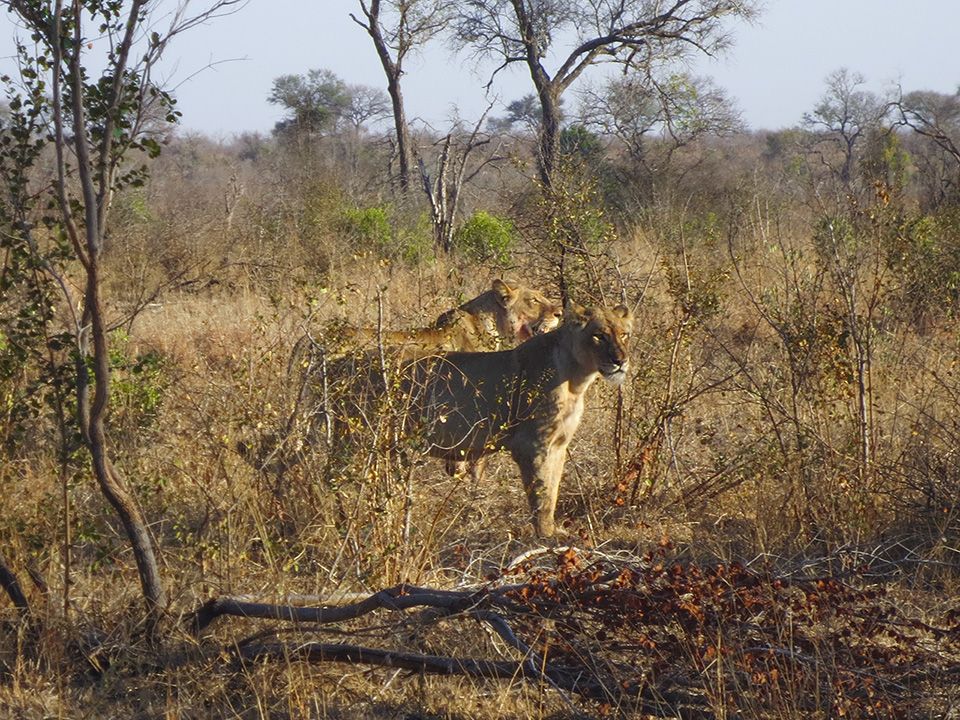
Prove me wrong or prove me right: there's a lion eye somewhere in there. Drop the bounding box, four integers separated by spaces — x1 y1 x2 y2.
591 333 604 345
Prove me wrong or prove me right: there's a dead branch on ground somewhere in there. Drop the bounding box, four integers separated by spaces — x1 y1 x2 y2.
187 545 960 718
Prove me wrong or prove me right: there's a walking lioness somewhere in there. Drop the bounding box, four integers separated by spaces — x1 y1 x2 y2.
247 279 561 475
296 278 562 362
406 302 633 537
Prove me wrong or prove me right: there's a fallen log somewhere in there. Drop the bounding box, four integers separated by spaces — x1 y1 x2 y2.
189 584 481 635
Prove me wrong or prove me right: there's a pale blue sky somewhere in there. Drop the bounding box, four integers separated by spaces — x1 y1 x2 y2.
2 1 957 137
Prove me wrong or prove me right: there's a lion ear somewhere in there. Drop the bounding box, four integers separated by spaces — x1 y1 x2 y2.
492 278 516 306
612 304 634 331
436 308 468 329
563 300 589 325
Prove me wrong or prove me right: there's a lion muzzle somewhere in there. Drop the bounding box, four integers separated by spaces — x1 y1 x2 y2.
599 362 628 385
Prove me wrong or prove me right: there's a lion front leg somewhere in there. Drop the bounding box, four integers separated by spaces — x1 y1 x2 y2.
512 447 565 538
444 455 486 483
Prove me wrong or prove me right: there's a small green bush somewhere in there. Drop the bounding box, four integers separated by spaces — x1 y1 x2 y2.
394 213 434 265
338 206 392 251
108 330 168 438
887 209 960 322
455 211 515 264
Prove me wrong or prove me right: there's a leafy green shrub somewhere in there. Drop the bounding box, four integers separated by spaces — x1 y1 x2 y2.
812 214 857 264
454 211 515 264
394 213 434 265
887 209 960 323
112 188 154 226
559 124 603 165
108 330 168 441
338 206 392 252
0 211 76 456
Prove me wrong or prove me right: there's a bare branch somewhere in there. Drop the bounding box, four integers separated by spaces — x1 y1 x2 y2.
189 584 480 634
237 641 525 681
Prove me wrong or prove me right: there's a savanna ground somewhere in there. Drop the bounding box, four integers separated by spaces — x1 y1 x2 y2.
4 109 960 717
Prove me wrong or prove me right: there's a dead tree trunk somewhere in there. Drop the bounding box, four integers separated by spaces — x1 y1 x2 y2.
0 550 30 616
417 107 498 254
352 0 447 192
419 137 454 253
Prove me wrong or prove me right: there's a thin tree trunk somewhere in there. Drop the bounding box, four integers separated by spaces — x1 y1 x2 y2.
387 76 411 191
84 265 166 627
854 334 872 478
357 0 412 192
0 549 30 616
538 88 561 188
55 1 166 632
510 0 560 188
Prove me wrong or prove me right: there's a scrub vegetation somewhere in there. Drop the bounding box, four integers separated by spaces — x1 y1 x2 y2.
1 2 960 718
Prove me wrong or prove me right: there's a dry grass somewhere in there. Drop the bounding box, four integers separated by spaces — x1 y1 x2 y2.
3 208 960 718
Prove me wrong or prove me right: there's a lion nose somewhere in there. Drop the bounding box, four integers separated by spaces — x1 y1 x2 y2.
603 356 627 371
600 362 628 385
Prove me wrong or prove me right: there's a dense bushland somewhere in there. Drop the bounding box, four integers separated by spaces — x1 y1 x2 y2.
3 10 960 716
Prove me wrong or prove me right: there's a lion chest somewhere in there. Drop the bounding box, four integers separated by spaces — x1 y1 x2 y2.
507 381 586 455
547 384 586 448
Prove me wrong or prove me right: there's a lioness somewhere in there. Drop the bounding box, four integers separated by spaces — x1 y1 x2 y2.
251 279 561 475
297 308 487 364
433 278 562 349
304 278 561 360
402 302 633 537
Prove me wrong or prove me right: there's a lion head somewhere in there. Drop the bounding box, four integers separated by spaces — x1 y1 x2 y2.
490 278 563 341
564 302 633 386
434 278 562 347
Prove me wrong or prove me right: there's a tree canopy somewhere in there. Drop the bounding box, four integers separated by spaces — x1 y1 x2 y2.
268 69 390 139
453 0 758 186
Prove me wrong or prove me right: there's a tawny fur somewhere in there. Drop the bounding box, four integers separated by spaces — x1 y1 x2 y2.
250 280 561 477
433 278 562 349
289 278 561 372
401 302 633 537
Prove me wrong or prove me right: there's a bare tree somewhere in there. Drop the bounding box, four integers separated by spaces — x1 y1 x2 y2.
896 88 960 164
453 0 757 188
351 0 449 191
579 71 741 200
6 0 245 635
344 83 391 132
895 87 960 210
802 68 889 196
419 105 501 253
